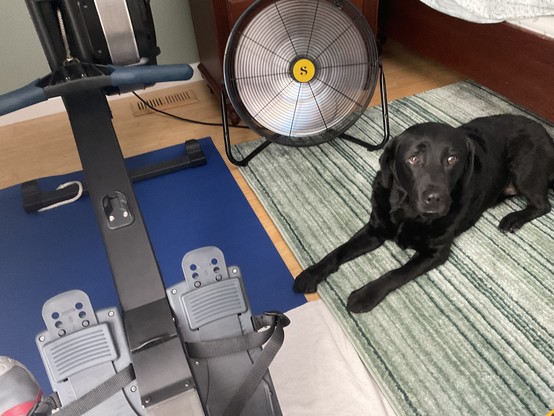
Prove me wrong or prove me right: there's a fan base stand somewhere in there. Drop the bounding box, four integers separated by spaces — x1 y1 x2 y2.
339 63 390 151
221 90 272 167
222 65 390 167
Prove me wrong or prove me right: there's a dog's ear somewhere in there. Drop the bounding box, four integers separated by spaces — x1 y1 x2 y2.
378 137 399 189
463 136 476 187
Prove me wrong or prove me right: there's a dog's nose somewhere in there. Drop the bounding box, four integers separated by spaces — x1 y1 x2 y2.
419 190 448 215
424 192 441 206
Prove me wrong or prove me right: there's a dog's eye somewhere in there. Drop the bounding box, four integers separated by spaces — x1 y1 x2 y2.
407 155 420 165
447 155 458 165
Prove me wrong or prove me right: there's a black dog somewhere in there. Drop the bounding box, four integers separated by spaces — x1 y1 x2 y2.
294 114 554 313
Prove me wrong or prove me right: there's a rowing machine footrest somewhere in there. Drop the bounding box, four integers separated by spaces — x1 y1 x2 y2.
167 246 284 416
36 290 143 415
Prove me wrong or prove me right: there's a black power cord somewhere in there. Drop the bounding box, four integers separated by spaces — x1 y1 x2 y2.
131 91 250 129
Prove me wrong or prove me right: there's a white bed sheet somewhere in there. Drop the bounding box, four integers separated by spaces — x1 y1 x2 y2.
270 300 396 416
510 15 554 39
420 0 554 23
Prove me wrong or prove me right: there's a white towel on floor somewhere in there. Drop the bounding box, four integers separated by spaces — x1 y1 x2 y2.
270 300 396 416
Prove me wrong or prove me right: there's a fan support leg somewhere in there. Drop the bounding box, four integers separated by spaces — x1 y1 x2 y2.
340 63 390 150
221 90 272 167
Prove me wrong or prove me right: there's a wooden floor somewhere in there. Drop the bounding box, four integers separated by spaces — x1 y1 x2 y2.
0 41 463 293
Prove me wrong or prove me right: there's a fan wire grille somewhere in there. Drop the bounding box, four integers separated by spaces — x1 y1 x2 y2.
224 0 379 146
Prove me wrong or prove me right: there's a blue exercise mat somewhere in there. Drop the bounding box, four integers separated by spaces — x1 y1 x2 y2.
0 137 305 391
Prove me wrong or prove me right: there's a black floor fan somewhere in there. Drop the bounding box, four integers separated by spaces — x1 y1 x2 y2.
222 0 390 166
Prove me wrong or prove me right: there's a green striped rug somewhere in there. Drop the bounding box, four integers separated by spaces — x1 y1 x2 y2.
235 81 554 416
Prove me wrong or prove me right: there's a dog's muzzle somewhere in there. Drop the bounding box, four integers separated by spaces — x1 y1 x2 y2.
417 188 451 216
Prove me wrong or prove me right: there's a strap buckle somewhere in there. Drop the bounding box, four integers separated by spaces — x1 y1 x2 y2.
252 311 290 331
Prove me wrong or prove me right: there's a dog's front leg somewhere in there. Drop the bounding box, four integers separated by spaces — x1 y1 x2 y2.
347 245 451 313
293 224 386 294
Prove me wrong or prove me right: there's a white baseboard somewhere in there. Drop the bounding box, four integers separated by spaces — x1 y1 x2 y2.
0 62 203 127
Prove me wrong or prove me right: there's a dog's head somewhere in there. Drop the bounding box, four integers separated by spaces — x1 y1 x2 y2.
379 122 475 218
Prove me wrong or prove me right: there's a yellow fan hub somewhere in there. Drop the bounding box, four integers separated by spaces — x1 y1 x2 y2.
292 58 316 83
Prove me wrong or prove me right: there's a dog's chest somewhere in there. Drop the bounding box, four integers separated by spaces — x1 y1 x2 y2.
394 219 448 251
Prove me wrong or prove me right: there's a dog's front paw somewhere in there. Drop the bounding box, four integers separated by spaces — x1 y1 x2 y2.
346 281 388 313
498 212 527 233
293 266 325 293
